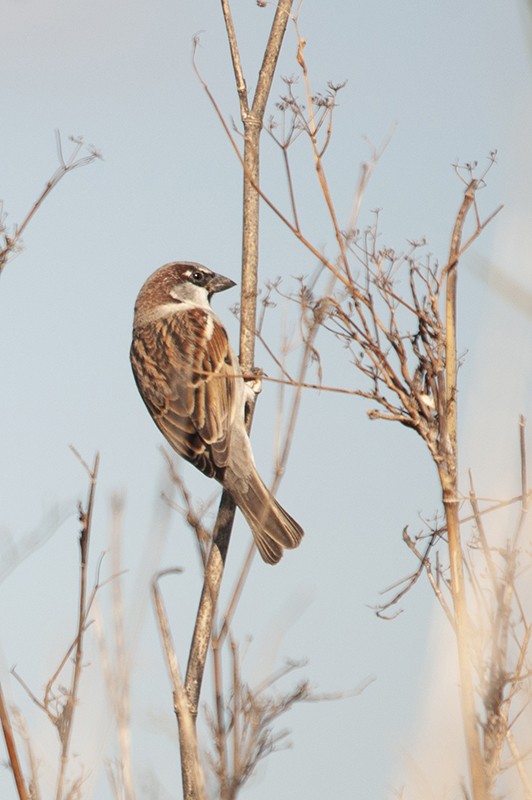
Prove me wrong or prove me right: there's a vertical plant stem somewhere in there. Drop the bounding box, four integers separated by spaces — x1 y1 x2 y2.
211 635 228 799
0 684 30 800
238 0 294 369
153 572 206 800
180 5 294 799
230 638 241 787
442 181 486 800
55 451 99 800
110 496 134 800
185 493 236 718
239 119 260 371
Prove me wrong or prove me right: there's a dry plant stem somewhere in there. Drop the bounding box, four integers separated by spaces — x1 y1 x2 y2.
185 492 236 713
441 181 486 800
294 21 351 279
217 272 332 647
12 709 40 800
400 530 453 626
466 421 531 794
36 553 111 718
217 542 255 649
182 491 240 800
193 45 353 293
179 8 294 798
468 471 498 595
0 132 100 274
0 684 30 800
380 482 532 619
152 572 206 800
221 0 294 368
54 451 99 800
110 496 134 800
185 0 292 723
211 636 229 799
514 414 529 541
506 731 532 800
230 639 241 787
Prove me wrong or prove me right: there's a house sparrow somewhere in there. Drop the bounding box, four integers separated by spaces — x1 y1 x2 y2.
130 261 304 564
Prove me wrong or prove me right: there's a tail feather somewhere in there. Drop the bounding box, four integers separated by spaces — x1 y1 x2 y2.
225 469 304 565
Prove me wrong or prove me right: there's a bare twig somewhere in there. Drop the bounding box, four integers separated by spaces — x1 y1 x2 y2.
183 0 294 758
55 451 99 800
152 570 206 800
7 451 107 797
440 181 486 800
192 42 353 293
0 684 30 800
176 9 296 798
0 132 101 275
11 708 41 800
376 527 454 625
110 495 134 800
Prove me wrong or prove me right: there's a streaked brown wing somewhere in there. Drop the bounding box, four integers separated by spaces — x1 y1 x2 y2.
130 308 235 480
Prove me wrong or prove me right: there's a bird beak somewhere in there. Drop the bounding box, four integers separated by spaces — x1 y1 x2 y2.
207 272 237 294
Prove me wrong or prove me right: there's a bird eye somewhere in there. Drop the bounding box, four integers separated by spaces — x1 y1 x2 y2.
190 270 206 285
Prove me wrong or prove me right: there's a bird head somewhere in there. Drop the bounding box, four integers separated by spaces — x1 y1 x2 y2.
133 261 236 326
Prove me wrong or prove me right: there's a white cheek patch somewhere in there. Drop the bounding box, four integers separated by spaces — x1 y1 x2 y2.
170 283 210 308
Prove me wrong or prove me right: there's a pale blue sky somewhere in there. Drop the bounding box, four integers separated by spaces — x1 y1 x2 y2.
1 1 532 798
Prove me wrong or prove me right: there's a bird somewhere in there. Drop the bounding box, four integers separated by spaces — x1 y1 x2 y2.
130 261 304 564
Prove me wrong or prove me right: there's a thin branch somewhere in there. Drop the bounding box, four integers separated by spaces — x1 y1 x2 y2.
220 0 248 114
110 495 134 800
377 527 454 625
152 571 206 800
252 1 294 122
0 684 30 800
468 470 498 595
293 19 351 282
513 415 530 548
191 43 353 294
184 491 237 720
506 731 532 800
55 451 99 800
183 0 295 764
42 552 113 712
211 634 229 799
217 541 255 650
442 180 487 800
11 708 41 800
0 132 101 275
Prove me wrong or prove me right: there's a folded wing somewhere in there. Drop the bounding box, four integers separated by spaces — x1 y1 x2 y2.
130 308 236 480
